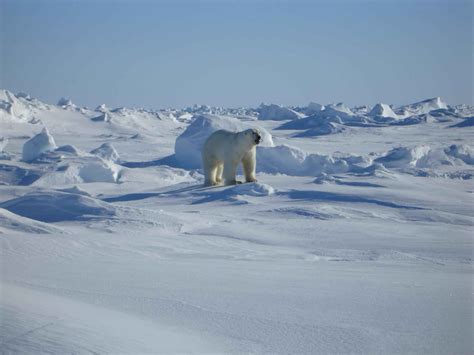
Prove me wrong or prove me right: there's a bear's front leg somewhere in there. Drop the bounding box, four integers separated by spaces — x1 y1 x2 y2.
242 148 257 183
223 161 241 185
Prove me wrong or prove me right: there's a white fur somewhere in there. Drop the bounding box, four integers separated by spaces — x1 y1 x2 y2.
202 128 260 186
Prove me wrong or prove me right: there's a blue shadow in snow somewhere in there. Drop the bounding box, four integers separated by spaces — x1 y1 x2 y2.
334 180 385 188
280 190 426 210
102 183 207 203
120 154 179 168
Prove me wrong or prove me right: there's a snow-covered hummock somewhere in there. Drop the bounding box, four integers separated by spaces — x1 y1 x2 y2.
0 191 116 222
57 97 76 109
0 90 32 121
323 102 354 117
0 137 8 152
304 102 324 115
91 112 112 122
295 121 345 137
257 103 304 120
374 144 474 169
22 127 57 162
90 143 120 162
396 97 448 117
174 114 274 169
368 103 398 119
56 144 83 156
32 156 120 186
95 104 110 112
0 207 65 234
257 144 370 176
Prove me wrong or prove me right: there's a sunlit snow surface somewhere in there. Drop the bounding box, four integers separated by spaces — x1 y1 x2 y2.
1 91 473 354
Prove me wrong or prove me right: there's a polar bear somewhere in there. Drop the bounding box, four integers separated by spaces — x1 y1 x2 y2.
202 128 262 186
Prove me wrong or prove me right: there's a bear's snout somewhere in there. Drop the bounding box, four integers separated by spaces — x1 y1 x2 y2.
255 134 262 144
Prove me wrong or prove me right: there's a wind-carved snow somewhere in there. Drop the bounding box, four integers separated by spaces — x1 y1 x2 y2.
0 190 117 222
22 128 57 162
368 103 398 119
396 97 448 117
257 103 304 120
90 143 120 162
1 91 473 354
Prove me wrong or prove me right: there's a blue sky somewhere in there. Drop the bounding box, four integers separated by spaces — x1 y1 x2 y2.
1 0 472 109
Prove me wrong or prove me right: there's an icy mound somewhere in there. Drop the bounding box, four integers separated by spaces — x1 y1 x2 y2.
0 138 11 160
0 137 8 152
57 97 77 110
56 145 83 156
91 106 179 131
278 115 342 130
368 103 398 119
257 145 368 176
295 122 345 137
0 90 34 121
375 146 437 168
449 117 474 128
304 102 324 115
374 144 474 169
0 191 116 222
174 114 273 169
0 208 65 234
91 112 112 122
324 103 354 117
445 144 474 165
78 158 120 182
396 97 448 117
95 104 109 112
22 128 57 162
90 143 120 162
33 156 120 186
257 104 304 121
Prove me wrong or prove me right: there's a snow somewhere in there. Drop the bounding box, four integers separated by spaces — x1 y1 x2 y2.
368 103 398 118
1 91 473 354
90 142 120 162
374 144 474 169
304 101 324 115
257 103 304 120
22 128 58 162
91 112 112 122
0 137 8 152
396 97 448 117
0 190 117 222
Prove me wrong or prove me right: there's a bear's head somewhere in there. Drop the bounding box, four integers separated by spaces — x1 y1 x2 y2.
242 128 262 146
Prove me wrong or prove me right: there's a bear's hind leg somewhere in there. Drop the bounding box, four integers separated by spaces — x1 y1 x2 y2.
215 163 224 184
203 160 218 186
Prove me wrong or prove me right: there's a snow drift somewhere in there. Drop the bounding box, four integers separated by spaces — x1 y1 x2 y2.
0 207 65 234
174 114 274 169
22 128 58 162
396 97 448 117
374 144 474 169
257 104 304 121
257 145 370 176
32 156 120 186
0 191 117 222
368 103 398 119
90 143 120 162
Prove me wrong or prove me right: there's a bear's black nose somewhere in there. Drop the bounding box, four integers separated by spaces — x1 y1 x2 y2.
255 134 262 144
